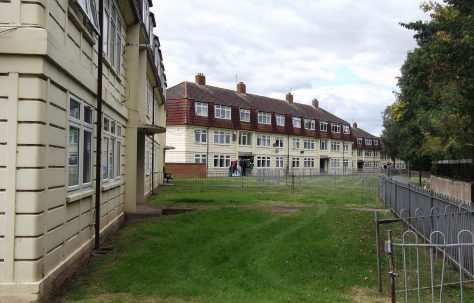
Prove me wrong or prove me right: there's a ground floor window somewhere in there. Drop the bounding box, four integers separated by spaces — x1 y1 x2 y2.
330 158 340 168
256 156 271 167
195 154 207 164
213 155 230 167
343 159 349 168
303 157 314 168
68 96 93 190
292 157 300 168
275 156 284 168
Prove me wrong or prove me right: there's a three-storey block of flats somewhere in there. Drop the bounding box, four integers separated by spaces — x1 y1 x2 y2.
166 73 383 175
0 0 166 301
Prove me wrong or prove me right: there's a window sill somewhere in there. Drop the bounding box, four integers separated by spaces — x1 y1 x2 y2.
102 180 122 191
66 188 95 204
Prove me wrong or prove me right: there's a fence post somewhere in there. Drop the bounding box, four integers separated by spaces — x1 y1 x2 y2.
375 212 382 293
387 229 396 303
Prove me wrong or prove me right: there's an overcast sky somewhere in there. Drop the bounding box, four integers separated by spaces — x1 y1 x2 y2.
152 0 430 136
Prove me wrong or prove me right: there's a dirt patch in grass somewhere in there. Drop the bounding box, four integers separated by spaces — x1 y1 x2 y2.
348 287 389 303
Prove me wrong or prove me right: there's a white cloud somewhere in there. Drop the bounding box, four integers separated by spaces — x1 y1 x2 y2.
152 0 430 135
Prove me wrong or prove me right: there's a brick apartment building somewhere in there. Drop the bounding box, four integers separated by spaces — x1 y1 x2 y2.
165 73 389 175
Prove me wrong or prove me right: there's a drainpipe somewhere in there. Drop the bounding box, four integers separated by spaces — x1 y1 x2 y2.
94 0 104 250
151 85 158 194
206 126 210 175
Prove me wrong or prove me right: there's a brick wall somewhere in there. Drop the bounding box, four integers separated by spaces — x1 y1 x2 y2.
165 163 207 178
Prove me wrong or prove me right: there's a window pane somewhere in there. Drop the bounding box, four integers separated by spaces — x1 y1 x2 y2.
70 99 81 119
116 140 121 177
103 11 109 55
102 137 109 179
84 106 92 124
82 131 92 184
109 138 115 179
68 127 80 186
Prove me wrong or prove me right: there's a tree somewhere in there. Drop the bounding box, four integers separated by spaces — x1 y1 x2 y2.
382 0 474 165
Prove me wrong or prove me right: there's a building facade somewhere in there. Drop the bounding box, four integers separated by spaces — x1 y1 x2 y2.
166 74 362 175
0 0 166 301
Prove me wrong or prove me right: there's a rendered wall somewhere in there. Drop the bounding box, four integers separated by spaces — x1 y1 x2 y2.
430 175 472 203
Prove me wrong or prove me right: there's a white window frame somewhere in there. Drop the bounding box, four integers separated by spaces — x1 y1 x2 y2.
331 141 340 152
331 123 341 133
320 139 328 151
304 139 315 150
357 150 363 157
365 150 372 157
304 158 315 168
238 131 251 146
292 117 301 128
102 116 122 181
68 96 94 191
357 138 363 145
214 131 231 145
365 138 373 145
256 156 271 168
215 105 231 120
343 143 350 152
194 129 207 144
77 0 99 31
320 121 328 132
276 114 285 126
343 125 350 134
195 102 208 117
194 154 207 164
240 108 250 122
330 158 341 168
213 155 231 168
257 135 271 147
304 119 315 130
374 139 379 146
258 112 271 125
292 138 300 149
292 157 300 168
275 156 284 168
275 137 284 148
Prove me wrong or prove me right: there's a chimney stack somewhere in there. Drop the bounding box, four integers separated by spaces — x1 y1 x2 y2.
236 81 246 93
352 122 358 128
195 73 206 85
312 98 319 108
286 92 294 104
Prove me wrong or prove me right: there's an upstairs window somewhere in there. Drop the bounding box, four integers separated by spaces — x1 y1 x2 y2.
214 131 231 145
374 139 379 146
320 121 328 132
343 125 350 134
331 123 341 133
103 0 124 73
215 105 231 120
276 114 285 126
331 141 340 151
320 139 328 151
304 119 315 130
77 0 99 31
365 138 373 145
194 129 207 144
304 139 315 150
293 117 301 128
258 112 271 124
239 131 251 146
195 102 208 117
275 137 284 148
257 135 271 147
240 109 250 122
292 138 300 149
357 138 363 145
143 0 149 30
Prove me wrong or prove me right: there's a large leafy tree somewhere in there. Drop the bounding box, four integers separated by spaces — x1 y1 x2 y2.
382 0 474 165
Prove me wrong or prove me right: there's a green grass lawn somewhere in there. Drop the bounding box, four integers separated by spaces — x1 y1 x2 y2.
57 207 384 303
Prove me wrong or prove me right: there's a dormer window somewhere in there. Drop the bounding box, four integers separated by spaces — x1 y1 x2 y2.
195 102 208 117
365 138 373 145
293 117 301 128
374 139 379 146
214 105 231 120
320 121 328 132
304 119 315 130
343 125 350 134
240 109 250 122
258 112 271 124
357 138 363 145
331 123 341 133
276 114 285 126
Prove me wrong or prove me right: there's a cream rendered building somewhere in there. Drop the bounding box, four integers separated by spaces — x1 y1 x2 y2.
166 75 355 175
0 0 166 301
